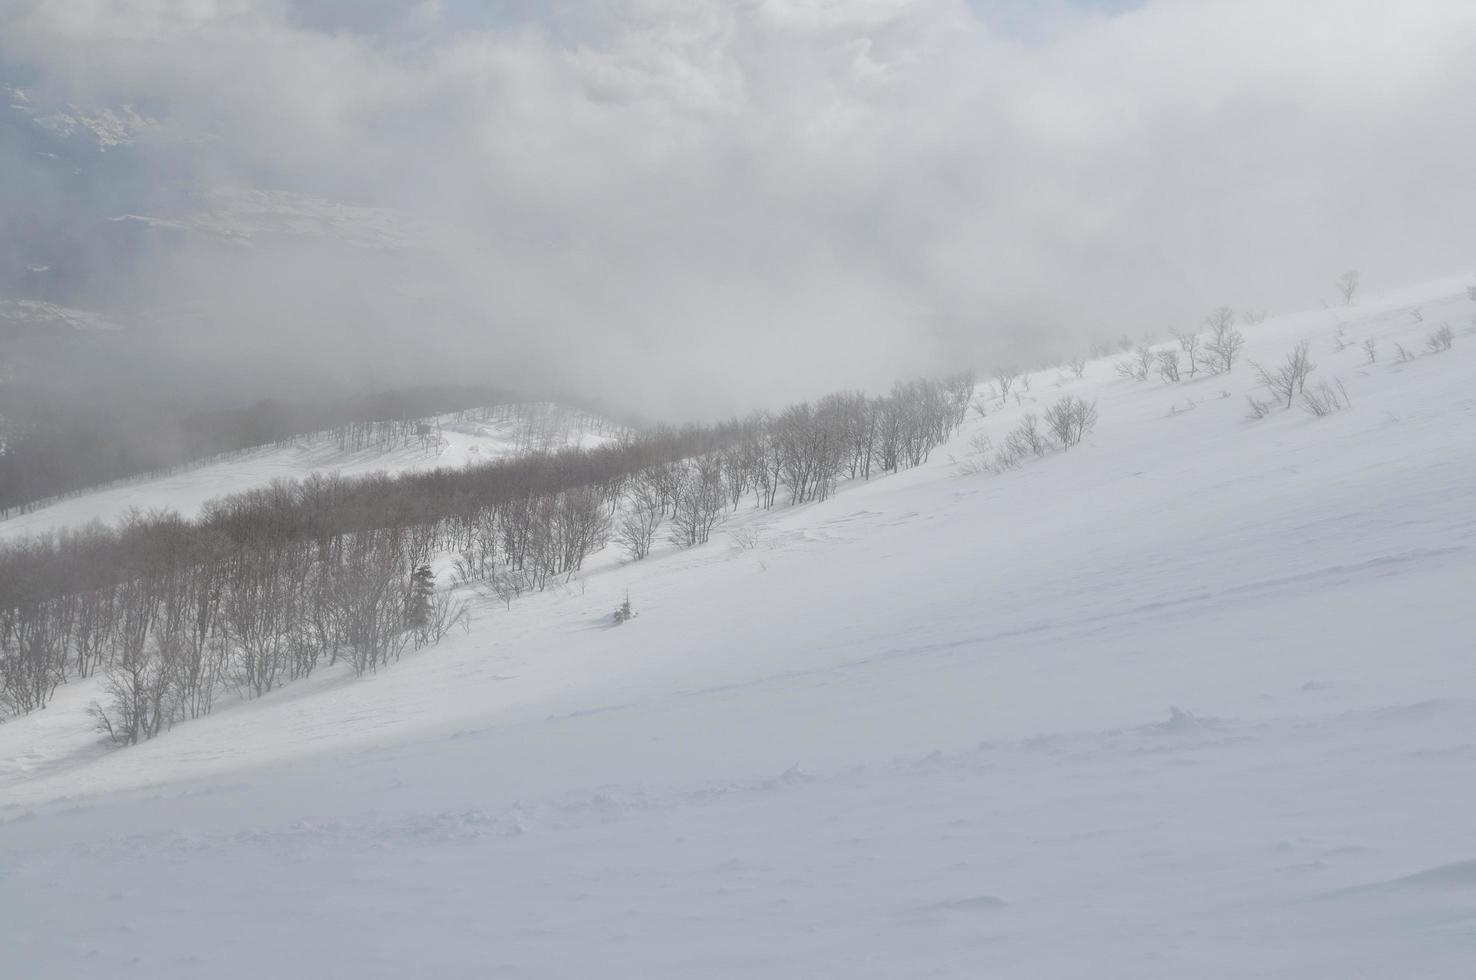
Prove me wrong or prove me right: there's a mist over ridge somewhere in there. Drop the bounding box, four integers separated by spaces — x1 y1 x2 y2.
0 0 1472 421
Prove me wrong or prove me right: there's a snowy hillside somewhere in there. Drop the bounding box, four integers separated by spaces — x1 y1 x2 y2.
3 276 1476 978
0 403 621 541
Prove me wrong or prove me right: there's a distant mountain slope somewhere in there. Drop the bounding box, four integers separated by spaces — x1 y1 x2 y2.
0 402 624 541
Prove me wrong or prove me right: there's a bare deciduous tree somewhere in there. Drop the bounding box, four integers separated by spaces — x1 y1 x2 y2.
1133 345 1153 381
1003 414 1049 460
995 368 1020 402
669 458 727 547
1201 308 1245 374
1302 379 1349 417
1425 323 1454 352
1043 396 1099 449
1156 349 1181 383
1245 395 1272 420
1336 270 1360 306
616 474 664 561
1252 340 1316 409
1116 345 1152 382
415 588 470 649
956 432 994 476
1174 331 1202 378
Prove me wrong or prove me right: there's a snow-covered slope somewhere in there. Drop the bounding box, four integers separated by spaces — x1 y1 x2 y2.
3 276 1476 978
0 404 619 540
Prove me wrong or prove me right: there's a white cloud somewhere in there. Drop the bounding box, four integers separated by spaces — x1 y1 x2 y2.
3 0 1474 416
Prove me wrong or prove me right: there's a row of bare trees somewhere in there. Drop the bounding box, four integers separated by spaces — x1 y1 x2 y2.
0 509 471 743
462 374 975 575
1 372 974 743
0 420 733 737
964 395 1100 475
1116 308 1248 385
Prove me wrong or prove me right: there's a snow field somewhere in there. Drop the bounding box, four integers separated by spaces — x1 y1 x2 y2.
2 275 1476 977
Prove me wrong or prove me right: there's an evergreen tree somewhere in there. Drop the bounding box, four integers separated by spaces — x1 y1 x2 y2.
405 565 434 631
613 591 633 625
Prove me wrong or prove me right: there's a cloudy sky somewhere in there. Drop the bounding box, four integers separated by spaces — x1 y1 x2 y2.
2 0 1474 417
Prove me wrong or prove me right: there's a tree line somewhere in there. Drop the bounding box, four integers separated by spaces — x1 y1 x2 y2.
0 371 974 744
0 384 626 517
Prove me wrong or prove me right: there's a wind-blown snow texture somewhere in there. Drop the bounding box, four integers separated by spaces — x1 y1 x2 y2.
3 277 1476 978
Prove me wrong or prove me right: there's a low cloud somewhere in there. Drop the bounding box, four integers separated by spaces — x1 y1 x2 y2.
2 0 1474 418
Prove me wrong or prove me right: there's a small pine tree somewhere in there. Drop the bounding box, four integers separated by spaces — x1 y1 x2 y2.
405 564 434 630
613 591 634 625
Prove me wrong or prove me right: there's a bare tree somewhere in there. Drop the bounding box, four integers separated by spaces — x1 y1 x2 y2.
956 432 994 476
1043 396 1098 449
1205 306 1236 335
1067 356 1087 379
93 624 179 745
1245 395 1272 420
1336 270 1360 306
1133 345 1153 381
222 553 295 696
549 487 612 579
1242 310 1267 326
1174 331 1202 378
669 458 726 547
1003 414 1049 459
943 371 976 428
1156 349 1181 383
0 599 65 716
1425 323 1454 352
416 588 470 649
615 474 664 561
1252 340 1316 409
1302 380 1349 417
995 368 1020 402
1116 345 1152 382
1362 338 1377 363
1201 308 1245 374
